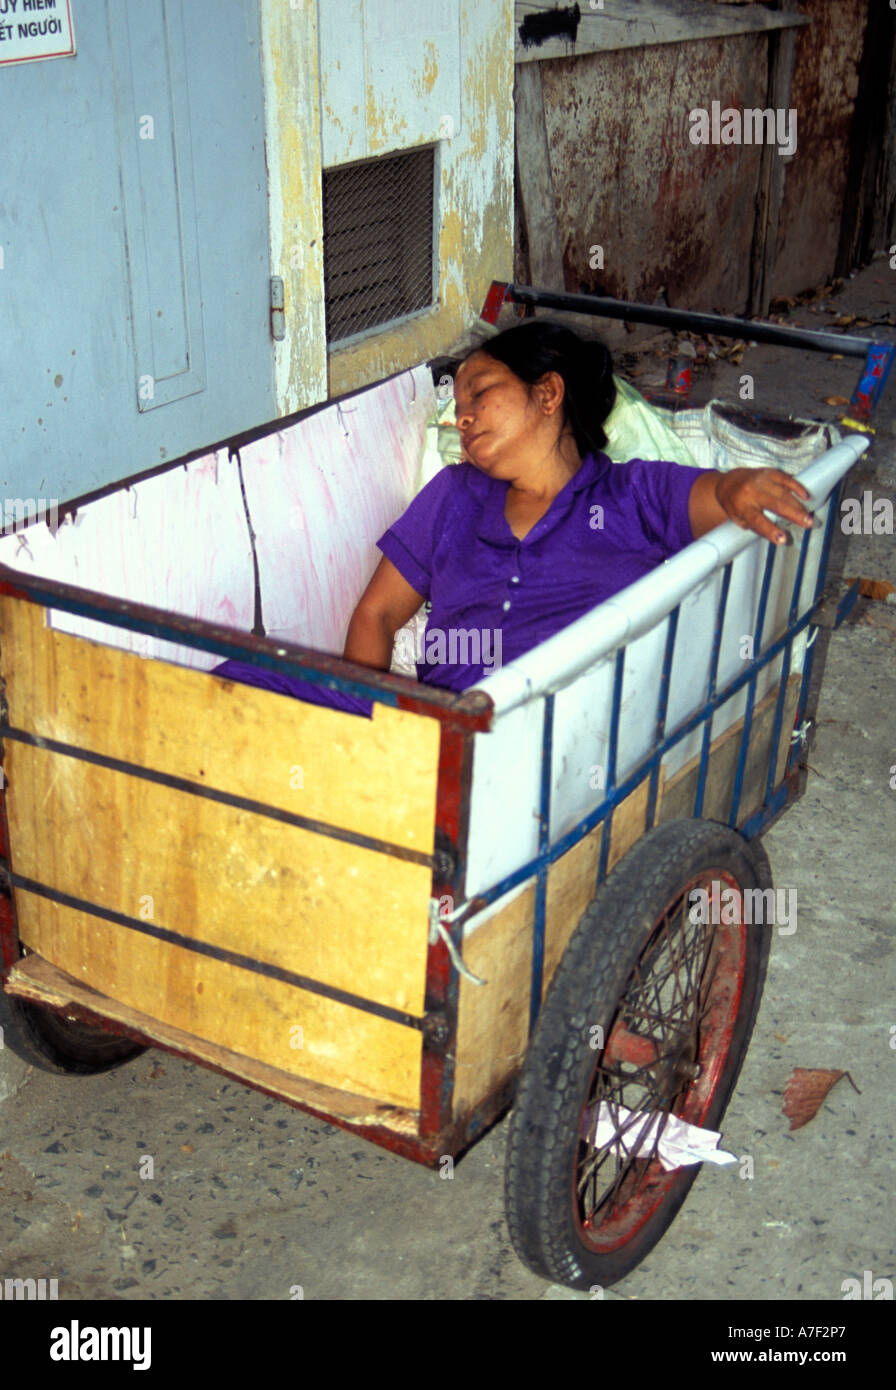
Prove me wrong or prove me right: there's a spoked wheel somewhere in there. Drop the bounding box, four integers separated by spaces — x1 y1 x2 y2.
505 819 772 1291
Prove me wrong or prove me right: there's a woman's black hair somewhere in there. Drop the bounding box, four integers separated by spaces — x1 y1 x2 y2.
469 320 616 456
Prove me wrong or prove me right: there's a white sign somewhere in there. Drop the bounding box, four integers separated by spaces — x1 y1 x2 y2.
0 0 75 66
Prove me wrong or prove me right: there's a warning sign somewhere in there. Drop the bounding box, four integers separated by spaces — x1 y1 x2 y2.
0 0 75 66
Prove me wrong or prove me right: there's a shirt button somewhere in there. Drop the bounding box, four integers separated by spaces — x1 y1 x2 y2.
502 600 511 611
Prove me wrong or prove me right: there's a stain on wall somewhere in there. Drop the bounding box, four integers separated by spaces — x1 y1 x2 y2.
540 35 769 311
772 0 869 297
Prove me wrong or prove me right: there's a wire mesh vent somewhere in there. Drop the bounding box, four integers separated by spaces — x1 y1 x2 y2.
323 146 435 343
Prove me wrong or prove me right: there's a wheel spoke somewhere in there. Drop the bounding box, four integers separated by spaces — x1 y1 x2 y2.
576 873 745 1248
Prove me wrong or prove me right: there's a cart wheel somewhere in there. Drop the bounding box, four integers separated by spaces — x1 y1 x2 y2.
1 974 146 1076
504 818 772 1290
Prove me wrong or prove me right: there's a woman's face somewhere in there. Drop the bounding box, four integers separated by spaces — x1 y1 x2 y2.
453 351 565 479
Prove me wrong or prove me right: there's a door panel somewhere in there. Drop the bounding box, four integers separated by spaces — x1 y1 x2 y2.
0 0 275 502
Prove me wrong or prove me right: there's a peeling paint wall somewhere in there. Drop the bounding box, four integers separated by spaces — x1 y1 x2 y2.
534 2 870 313
260 0 514 414
326 0 514 397
260 0 327 416
318 1 462 164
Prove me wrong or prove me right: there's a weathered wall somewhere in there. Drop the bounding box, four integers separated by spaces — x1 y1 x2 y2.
261 0 514 415
539 35 769 310
528 1 874 314
772 0 869 297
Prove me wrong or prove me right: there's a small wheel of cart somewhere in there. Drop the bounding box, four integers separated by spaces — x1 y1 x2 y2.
504 818 772 1290
1 953 146 1076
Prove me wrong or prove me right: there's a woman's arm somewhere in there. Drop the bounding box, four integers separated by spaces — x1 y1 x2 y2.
688 467 814 545
343 555 426 671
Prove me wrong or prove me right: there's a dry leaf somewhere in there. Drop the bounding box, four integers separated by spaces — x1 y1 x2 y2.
72 1209 82 1233
773 1032 789 1043
181 1143 194 1154
845 576 896 602
782 1067 860 1130
822 395 849 406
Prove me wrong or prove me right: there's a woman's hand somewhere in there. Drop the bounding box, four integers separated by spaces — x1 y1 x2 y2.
689 466 814 545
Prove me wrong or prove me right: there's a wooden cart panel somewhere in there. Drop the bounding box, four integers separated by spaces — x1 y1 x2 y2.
451 675 800 1118
1 597 440 1109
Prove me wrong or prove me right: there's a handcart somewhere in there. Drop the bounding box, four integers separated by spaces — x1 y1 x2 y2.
0 283 888 1290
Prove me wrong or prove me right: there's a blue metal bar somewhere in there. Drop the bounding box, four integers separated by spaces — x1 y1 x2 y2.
2 580 403 703
694 563 732 819
763 524 813 805
597 648 626 886
787 521 814 628
850 341 896 421
813 484 844 602
529 693 554 1034
12 875 425 1031
728 542 777 827
464 591 826 922
738 780 791 839
833 579 861 628
788 486 843 776
647 606 679 828
499 282 883 360
0 569 487 721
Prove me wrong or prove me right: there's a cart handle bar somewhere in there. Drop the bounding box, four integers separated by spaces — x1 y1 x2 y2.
481 281 883 359
479 282 896 422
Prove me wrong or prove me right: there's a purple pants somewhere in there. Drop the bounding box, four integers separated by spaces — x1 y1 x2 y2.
214 659 373 718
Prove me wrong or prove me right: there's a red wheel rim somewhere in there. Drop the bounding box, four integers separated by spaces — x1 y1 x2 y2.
573 870 747 1255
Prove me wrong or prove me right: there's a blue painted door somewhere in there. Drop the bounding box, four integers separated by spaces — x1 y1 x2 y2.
0 0 275 505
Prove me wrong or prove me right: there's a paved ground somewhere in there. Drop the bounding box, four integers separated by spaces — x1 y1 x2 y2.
1 257 894 1305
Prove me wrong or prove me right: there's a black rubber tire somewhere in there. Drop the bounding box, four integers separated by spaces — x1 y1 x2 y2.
0 982 146 1076
504 818 772 1291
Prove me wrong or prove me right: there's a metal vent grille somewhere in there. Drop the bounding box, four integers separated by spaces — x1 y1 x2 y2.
323 146 435 344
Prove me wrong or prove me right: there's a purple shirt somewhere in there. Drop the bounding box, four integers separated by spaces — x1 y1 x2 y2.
215 452 697 712
377 451 697 691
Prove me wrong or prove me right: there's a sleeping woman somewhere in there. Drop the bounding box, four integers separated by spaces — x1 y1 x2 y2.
214 321 814 714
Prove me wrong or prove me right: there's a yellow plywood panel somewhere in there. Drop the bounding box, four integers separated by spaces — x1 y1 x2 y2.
452 885 535 1116
453 780 658 1118
12 904 422 1109
7 954 421 1132
8 742 429 1016
608 774 655 871
258 0 327 414
543 824 603 996
0 597 439 853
